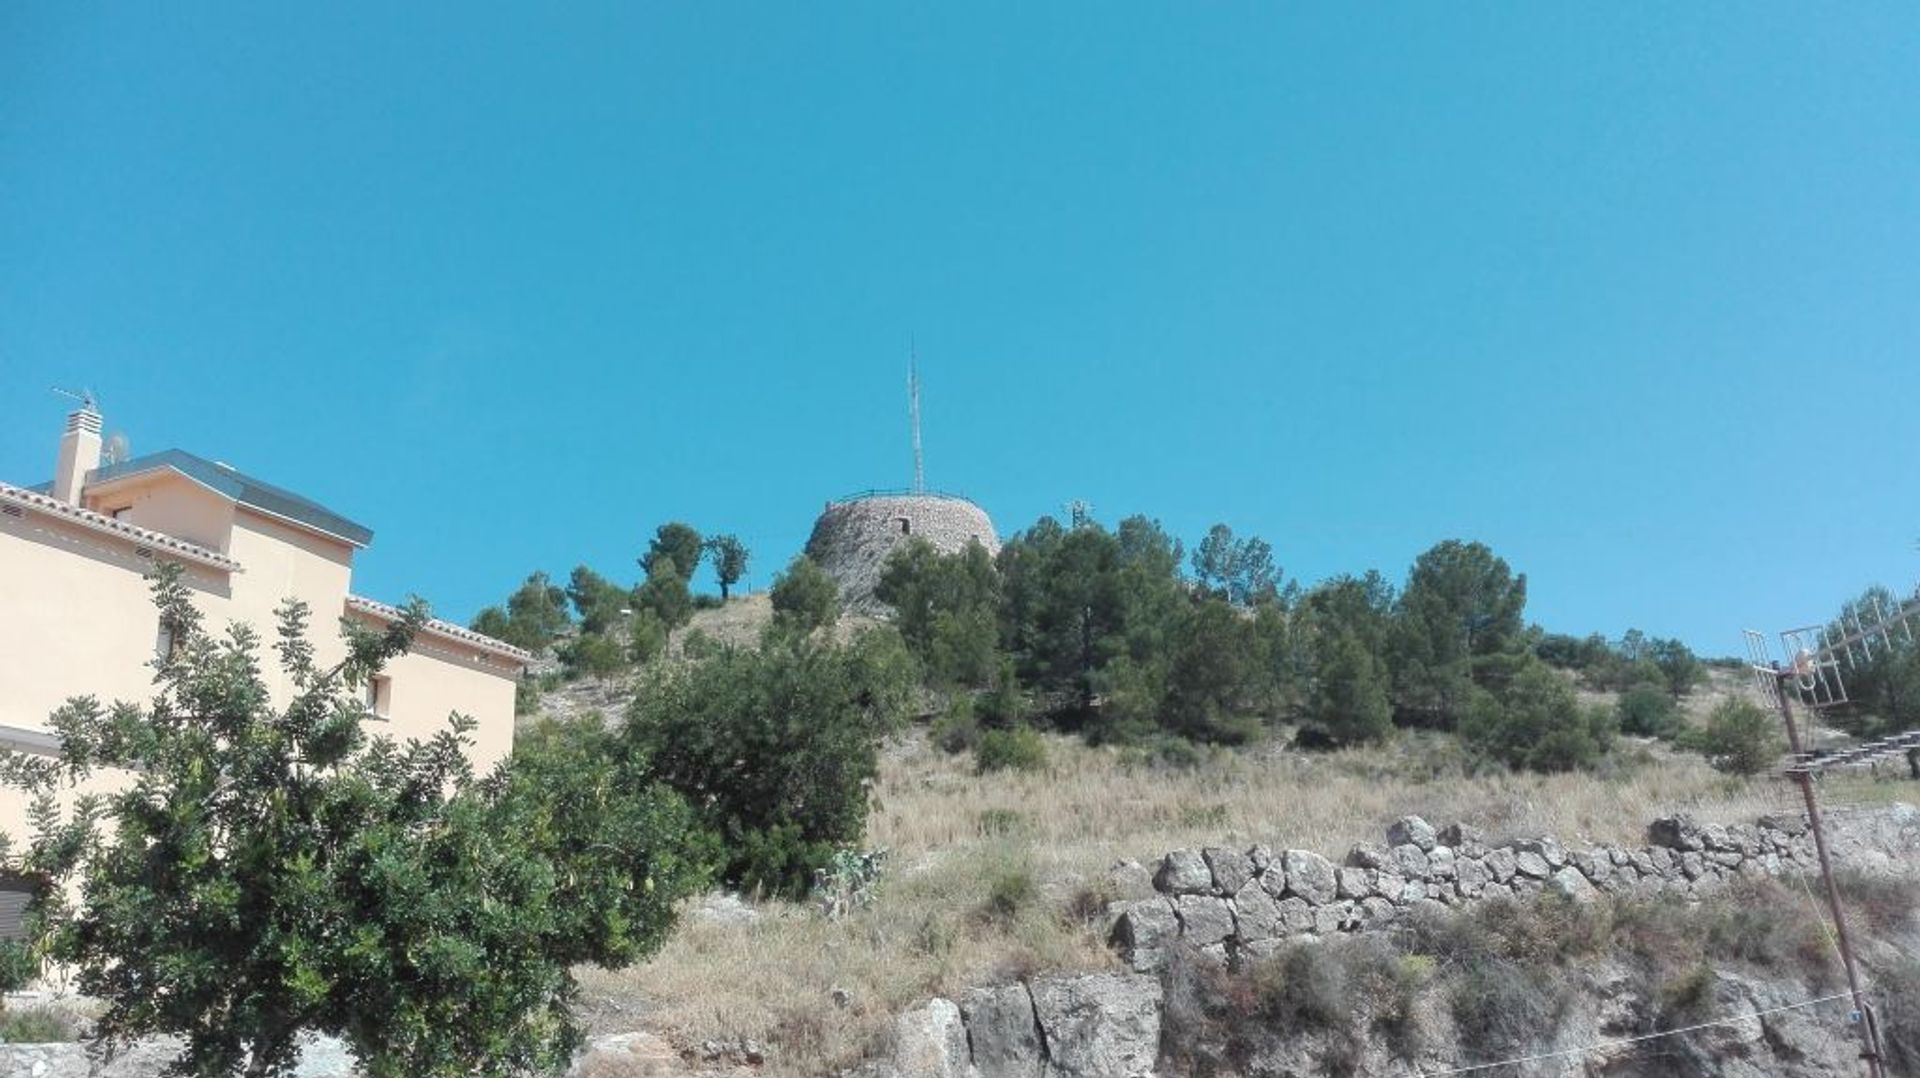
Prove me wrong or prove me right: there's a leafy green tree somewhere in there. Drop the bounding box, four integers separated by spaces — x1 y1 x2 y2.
1695 697 1783 775
1617 682 1681 738
1 567 703 1077
642 522 704 581
1459 659 1613 772
1648 637 1705 698
628 608 668 665
1391 540 1528 725
1826 586 1920 737
623 628 913 896
876 538 1001 689
1001 517 1128 712
565 565 629 635
1162 598 1265 744
1190 523 1278 606
470 571 572 652
770 554 841 635
471 605 514 643
704 534 750 600
633 558 694 640
1305 628 1393 747
561 632 626 684
506 570 571 647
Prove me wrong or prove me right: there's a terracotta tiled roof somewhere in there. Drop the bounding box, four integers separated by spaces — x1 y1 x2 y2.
0 480 243 572
344 595 534 665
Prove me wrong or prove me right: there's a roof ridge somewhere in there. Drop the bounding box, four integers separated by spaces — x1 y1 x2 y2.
345 594 534 663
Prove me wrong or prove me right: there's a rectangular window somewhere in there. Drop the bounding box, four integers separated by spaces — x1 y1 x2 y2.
364 676 392 720
156 623 176 663
0 875 33 942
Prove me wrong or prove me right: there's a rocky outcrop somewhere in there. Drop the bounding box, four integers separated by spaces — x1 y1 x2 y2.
1111 804 1920 972
863 972 1162 1078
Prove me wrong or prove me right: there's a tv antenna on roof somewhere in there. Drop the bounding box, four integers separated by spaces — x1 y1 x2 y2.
51 386 99 412
908 342 926 494
1741 588 1920 1078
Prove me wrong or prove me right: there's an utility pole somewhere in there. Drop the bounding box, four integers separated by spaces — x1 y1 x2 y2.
1764 665 1883 1077
1744 591 1920 1078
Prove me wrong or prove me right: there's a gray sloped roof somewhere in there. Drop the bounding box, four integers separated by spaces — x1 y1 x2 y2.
83 449 374 547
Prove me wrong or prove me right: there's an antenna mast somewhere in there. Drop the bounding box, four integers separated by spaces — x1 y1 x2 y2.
909 343 925 494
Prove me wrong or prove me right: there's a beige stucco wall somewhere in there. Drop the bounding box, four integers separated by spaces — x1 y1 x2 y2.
347 615 519 776
0 507 231 734
0 476 521 845
86 471 236 554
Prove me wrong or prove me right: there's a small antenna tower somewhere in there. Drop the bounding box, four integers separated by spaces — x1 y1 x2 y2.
908 343 926 495
1740 587 1920 1078
51 386 99 413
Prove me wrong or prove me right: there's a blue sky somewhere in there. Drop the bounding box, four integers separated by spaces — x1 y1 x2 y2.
4 6 1916 654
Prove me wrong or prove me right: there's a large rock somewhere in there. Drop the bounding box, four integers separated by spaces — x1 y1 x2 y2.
1484 847 1518 883
962 984 1046 1078
1154 849 1212 895
1388 843 1431 881
1203 847 1253 896
1387 815 1438 851
1548 866 1599 904
1030 972 1162 1078
1438 822 1487 857
1282 849 1337 905
1110 898 1179 973
1649 815 1704 851
1174 895 1236 948
1232 880 1285 942
890 998 969 1078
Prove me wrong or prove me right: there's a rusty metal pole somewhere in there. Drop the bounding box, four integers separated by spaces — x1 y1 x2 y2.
1771 666 1884 1077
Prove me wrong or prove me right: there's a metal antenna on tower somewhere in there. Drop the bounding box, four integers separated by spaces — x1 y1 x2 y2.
1740 589 1920 1078
909 343 926 494
51 386 99 412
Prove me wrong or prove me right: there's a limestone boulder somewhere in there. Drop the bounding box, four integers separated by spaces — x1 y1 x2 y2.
1030 972 1163 1078
962 984 1047 1078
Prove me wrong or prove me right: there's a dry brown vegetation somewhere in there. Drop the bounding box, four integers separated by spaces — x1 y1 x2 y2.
572 724 1907 1076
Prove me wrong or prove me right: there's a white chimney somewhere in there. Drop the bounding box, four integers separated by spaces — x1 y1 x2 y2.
53 407 102 505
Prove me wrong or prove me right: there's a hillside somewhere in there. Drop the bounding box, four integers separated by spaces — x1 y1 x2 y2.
548 715 1918 1075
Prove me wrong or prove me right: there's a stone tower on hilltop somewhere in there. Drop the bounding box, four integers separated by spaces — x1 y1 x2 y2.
804 351 1000 612
805 492 1000 614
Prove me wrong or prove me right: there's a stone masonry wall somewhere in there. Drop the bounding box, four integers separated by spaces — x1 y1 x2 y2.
1110 804 1920 974
804 494 1000 614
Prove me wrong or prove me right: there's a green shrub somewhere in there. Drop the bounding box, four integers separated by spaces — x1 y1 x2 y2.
931 695 981 753
0 1005 81 1043
770 554 841 635
513 676 542 717
976 808 1028 837
1251 942 1351 1034
975 726 1048 774
1697 697 1783 775
1450 960 1571 1063
984 865 1036 924
623 628 914 898
1459 662 1615 772
1617 683 1680 738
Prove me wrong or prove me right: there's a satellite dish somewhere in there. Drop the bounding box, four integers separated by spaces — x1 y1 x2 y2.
103 432 131 466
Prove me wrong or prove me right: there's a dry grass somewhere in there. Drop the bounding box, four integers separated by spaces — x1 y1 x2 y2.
574 725 1905 1075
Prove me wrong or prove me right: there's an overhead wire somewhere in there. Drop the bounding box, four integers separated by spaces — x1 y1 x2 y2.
1406 992 1855 1077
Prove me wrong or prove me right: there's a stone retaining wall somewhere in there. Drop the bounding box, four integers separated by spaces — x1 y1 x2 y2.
1110 804 1920 973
